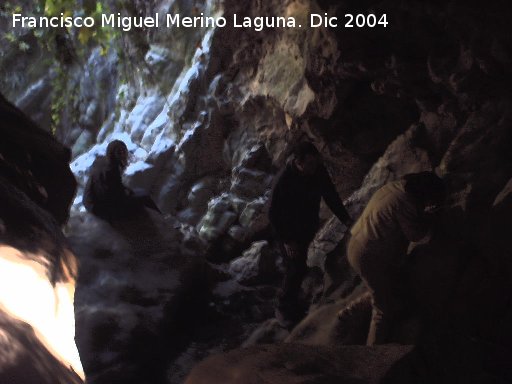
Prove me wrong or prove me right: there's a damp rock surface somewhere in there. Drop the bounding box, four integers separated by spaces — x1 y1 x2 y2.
2 0 512 383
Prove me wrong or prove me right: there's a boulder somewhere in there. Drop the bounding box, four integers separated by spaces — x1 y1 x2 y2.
69 210 207 384
0 93 81 381
127 93 167 143
242 319 290 347
230 167 273 200
228 241 278 285
0 93 77 285
185 343 414 384
237 143 273 172
197 194 238 242
287 290 372 347
0 93 76 225
239 195 271 237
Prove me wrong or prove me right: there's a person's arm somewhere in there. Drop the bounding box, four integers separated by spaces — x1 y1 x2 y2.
395 199 429 242
319 166 353 226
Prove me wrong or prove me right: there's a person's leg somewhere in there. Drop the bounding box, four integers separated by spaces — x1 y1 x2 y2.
363 262 404 345
277 241 309 322
347 237 402 345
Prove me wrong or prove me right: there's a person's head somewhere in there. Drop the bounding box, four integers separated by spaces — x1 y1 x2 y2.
106 140 129 169
404 171 446 209
293 141 321 176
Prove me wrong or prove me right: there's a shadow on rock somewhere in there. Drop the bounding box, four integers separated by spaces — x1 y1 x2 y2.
68 209 208 384
185 343 413 384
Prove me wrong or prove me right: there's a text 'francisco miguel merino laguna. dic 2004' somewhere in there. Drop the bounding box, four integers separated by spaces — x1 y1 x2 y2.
12 12 389 32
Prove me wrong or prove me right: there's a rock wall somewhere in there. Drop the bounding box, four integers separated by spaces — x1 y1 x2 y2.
2 0 512 382
0 92 76 281
0 94 81 381
61 0 512 380
181 0 512 382
67 0 512 258
69 211 208 384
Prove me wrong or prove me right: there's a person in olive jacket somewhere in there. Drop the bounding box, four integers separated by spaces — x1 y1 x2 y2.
269 141 353 325
346 172 446 345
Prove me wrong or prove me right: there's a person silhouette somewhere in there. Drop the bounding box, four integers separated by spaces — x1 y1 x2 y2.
269 142 353 326
345 172 446 345
83 140 160 221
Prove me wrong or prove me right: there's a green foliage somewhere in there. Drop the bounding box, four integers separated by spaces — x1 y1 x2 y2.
4 31 17 43
40 0 118 55
7 0 120 134
2 3 26 50
2 0 118 56
18 41 30 51
2 0 150 136
40 0 123 134
50 66 67 135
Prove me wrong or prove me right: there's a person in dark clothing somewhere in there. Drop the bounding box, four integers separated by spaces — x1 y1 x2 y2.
83 140 160 221
269 142 353 325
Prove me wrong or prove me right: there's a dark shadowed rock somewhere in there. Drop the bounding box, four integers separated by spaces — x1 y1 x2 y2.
69 210 208 384
0 92 77 283
287 290 372 347
0 93 76 226
5 0 512 382
242 319 290 347
185 343 413 384
0 93 81 381
228 241 279 286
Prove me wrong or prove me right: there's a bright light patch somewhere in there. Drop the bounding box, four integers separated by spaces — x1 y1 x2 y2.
0 245 84 379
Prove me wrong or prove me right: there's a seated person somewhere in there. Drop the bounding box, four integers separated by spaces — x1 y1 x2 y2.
83 140 160 220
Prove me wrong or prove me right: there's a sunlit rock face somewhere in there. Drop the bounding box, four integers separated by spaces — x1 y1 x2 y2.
0 246 83 380
0 94 82 381
0 308 82 384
